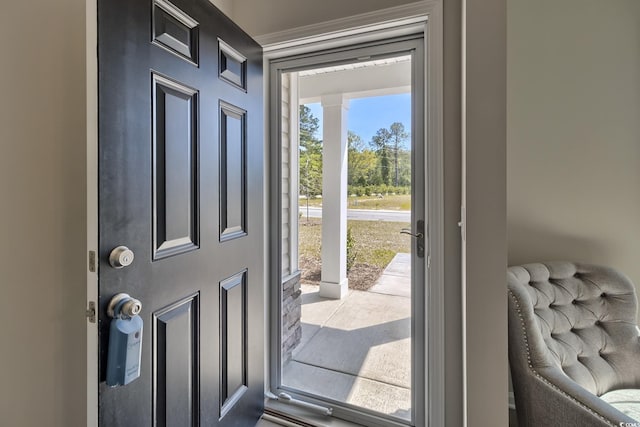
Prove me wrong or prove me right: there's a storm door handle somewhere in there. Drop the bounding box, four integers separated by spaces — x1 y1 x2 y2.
400 219 425 258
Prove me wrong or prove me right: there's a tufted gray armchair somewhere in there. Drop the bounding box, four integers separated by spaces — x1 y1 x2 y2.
508 262 640 426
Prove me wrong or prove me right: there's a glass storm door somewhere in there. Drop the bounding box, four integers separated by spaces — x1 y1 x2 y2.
272 37 426 427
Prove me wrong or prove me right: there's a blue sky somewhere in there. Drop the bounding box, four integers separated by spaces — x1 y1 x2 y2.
305 93 411 145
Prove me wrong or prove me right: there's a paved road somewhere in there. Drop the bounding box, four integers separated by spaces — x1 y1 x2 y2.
299 206 410 222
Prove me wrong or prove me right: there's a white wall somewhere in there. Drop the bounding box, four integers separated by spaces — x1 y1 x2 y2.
508 0 640 303
0 0 88 426
231 0 418 37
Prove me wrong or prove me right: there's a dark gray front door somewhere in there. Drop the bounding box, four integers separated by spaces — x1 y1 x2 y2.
98 0 264 425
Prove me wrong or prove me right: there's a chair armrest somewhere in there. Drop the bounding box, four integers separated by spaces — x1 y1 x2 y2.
520 367 638 427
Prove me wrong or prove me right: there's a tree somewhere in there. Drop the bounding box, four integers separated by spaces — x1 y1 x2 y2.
370 122 410 186
397 149 411 186
299 105 323 198
299 104 321 153
389 122 409 186
371 127 392 185
348 131 379 186
348 130 365 152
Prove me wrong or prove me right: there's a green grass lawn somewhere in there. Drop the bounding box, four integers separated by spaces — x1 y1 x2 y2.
299 194 411 211
298 218 411 289
299 218 410 267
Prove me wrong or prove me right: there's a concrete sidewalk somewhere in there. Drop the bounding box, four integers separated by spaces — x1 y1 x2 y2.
368 253 411 298
283 254 412 421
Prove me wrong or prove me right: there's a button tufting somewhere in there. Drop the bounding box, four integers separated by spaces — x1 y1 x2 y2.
507 269 638 425
601 293 607 298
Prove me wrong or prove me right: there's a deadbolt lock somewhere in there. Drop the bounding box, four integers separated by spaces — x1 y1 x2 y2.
109 246 134 269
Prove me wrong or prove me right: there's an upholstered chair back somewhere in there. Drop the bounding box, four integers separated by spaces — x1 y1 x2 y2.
508 262 640 396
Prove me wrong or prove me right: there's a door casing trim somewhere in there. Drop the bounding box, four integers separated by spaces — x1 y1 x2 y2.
263 1 444 425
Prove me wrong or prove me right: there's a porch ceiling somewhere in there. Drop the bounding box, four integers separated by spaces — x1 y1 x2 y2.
299 55 411 103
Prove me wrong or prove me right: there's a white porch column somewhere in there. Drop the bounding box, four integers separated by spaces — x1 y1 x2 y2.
320 94 349 299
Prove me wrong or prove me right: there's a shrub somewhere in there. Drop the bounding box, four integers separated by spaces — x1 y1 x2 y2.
346 226 357 272
347 185 410 197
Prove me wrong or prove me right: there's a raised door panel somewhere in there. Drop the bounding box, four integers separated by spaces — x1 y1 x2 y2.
219 271 248 418
153 295 199 427
152 74 199 259
219 102 247 241
218 39 246 90
153 0 199 64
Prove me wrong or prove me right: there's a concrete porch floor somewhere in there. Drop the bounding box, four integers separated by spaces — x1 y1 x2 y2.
283 253 412 421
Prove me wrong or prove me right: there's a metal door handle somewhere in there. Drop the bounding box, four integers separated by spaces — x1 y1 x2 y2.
400 220 425 258
400 229 423 239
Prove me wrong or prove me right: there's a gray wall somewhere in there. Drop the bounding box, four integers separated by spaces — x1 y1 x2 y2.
464 0 508 425
443 0 464 425
508 0 640 303
0 0 88 425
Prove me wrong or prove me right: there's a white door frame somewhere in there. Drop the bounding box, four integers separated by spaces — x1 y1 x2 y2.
262 2 444 425
86 0 99 425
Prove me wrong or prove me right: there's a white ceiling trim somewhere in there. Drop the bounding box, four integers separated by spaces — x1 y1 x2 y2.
298 55 411 76
256 1 430 50
299 59 412 103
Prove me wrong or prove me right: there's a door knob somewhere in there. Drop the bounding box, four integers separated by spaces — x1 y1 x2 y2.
109 246 135 269
106 293 143 387
107 293 142 319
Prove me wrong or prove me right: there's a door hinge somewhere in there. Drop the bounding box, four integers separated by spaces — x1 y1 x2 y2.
89 250 96 273
86 301 96 323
